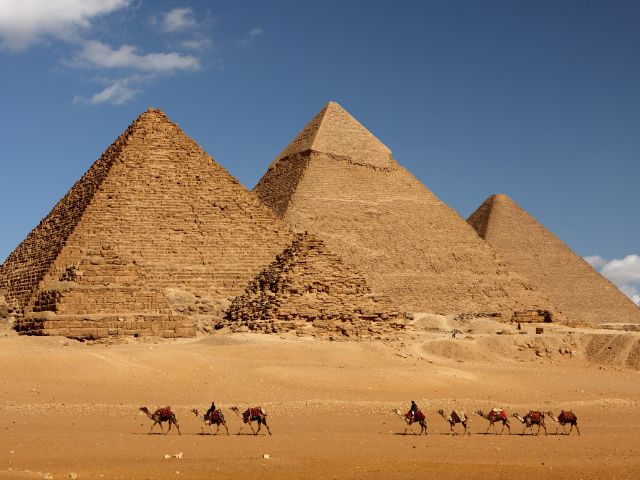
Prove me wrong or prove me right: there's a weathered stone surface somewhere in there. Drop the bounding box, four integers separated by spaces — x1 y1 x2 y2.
220 233 407 339
0 108 294 338
255 102 559 319
468 194 640 324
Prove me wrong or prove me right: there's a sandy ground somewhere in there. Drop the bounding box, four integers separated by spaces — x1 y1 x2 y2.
1 317 639 480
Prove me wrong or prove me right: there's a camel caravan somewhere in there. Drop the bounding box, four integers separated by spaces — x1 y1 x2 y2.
139 404 271 436
138 401 579 437
392 403 580 436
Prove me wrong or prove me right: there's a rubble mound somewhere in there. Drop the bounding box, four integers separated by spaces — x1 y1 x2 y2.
222 233 408 339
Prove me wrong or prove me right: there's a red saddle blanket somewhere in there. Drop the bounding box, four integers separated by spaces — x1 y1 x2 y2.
529 411 542 422
248 407 262 418
206 410 221 422
157 407 173 420
405 410 425 422
491 409 508 421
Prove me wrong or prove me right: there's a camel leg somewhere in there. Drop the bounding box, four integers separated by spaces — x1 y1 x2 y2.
541 423 546 436
263 419 272 436
237 423 245 435
255 421 261 436
574 423 580 436
561 423 568 435
166 421 172 435
224 421 229 436
403 424 411 435
465 422 470 435
249 421 256 435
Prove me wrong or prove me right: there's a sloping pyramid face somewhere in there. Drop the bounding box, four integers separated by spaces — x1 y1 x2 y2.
0 109 294 338
223 233 407 339
254 102 559 318
468 194 640 325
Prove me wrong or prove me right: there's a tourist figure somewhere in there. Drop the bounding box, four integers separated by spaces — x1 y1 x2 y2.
205 401 217 419
409 400 418 420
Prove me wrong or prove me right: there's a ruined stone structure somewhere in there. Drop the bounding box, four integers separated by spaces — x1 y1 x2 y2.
222 233 407 338
468 194 640 325
254 102 559 319
0 109 295 338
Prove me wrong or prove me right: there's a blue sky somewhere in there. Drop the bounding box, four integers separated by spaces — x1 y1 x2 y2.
0 0 638 303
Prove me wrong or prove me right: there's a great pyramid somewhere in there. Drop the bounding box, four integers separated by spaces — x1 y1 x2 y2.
254 102 559 319
468 194 640 325
0 108 294 338
222 232 407 339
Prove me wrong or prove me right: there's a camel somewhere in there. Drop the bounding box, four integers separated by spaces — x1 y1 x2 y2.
437 409 470 435
476 409 511 434
230 406 271 435
393 408 428 435
191 408 229 435
139 406 181 435
546 410 580 435
511 411 546 436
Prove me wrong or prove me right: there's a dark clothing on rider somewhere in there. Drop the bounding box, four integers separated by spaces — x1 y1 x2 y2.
410 401 418 417
205 402 216 418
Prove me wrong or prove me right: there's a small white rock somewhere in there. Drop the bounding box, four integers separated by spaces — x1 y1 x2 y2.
164 454 171 459
69 473 78 479
263 454 270 459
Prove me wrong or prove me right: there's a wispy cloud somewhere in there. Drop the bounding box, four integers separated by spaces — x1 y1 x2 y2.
586 254 640 305
0 0 131 51
72 40 201 73
73 76 143 105
238 27 264 46
179 37 214 52
158 7 198 33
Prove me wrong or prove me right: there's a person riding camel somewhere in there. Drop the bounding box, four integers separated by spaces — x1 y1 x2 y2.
205 401 217 420
409 401 418 419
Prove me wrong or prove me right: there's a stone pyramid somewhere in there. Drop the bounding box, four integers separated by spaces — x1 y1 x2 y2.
222 232 406 339
254 102 559 319
0 108 294 338
468 194 640 325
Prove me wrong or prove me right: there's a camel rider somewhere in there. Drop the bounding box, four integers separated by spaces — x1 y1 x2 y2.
205 401 217 419
409 401 418 419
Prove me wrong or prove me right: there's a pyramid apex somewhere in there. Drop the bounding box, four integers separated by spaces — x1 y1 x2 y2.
274 102 392 168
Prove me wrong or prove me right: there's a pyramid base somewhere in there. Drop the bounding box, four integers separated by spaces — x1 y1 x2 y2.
15 312 196 339
218 313 410 340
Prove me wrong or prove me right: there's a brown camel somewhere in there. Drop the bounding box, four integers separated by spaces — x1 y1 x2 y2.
393 408 428 435
230 406 271 435
139 406 181 435
511 411 546 436
437 409 470 435
191 408 229 435
476 409 511 434
546 410 580 435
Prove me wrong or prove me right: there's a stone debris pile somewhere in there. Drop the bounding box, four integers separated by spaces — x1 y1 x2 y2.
221 233 408 339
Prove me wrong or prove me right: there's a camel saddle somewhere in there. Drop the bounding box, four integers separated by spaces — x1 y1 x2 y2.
248 407 262 418
406 409 425 422
205 410 221 422
451 410 466 423
157 407 173 420
492 408 508 420
529 411 543 422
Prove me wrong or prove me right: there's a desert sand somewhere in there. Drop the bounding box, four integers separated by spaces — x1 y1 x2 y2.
1 316 639 480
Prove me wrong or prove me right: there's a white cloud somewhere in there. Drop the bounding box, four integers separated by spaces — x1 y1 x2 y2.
159 7 197 33
73 77 140 105
73 40 201 73
584 255 607 270
238 26 264 46
0 0 130 51
180 37 213 52
586 254 640 305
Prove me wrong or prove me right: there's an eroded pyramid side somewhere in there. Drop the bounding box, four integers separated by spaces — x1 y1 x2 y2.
2 108 295 338
468 194 640 325
221 233 408 339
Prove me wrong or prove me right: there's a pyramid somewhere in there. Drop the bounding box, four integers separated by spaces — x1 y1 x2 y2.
468 194 640 325
254 102 559 319
222 233 407 339
0 109 294 338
